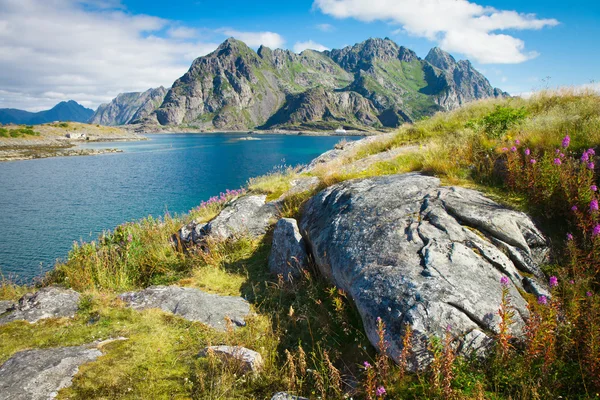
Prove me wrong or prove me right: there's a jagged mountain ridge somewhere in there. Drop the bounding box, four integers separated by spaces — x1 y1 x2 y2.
0 101 94 125
89 87 168 126
135 37 508 131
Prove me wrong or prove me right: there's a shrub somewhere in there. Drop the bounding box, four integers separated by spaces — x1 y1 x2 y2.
472 105 528 139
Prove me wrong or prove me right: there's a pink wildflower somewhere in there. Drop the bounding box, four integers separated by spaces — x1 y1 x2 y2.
511 146 517 152
567 233 574 240
593 224 600 236
571 205 578 212
525 148 531 156
500 276 510 286
530 159 537 164
363 361 372 369
549 276 558 288
591 199 599 212
553 158 562 165
376 386 387 397
562 135 571 148
587 291 593 297
588 162 595 170
538 295 548 305
592 185 598 192
502 147 508 152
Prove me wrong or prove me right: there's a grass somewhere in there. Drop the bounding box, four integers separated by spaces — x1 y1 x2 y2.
2 89 600 398
0 126 40 138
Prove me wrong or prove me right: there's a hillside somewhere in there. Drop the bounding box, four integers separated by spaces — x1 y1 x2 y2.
89 87 168 126
0 101 94 125
1 90 599 399
124 37 506 132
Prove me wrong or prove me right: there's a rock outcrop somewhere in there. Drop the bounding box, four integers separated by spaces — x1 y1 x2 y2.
268 218 309 280
89 87 168 126
139 37 506 131
0 338 126 400
299 173 548 368
178 195 277 245
0 286 80 325
119 285 250 331
0 300 14 315
200 345 263 373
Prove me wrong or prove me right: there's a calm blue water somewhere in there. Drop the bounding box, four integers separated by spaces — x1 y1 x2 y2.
0 133 357 281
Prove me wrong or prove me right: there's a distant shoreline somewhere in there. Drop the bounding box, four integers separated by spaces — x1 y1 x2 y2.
127 125 382 137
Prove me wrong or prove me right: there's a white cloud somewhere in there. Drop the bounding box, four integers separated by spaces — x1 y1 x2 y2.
316 23 335 32
0 0 285 111
167 26 200 39
219 29 285 48
313 0 558 64
0 0 222 111
294 40 329 53
293 40 330 53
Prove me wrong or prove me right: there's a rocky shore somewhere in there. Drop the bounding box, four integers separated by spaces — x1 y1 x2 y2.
0 122 145 162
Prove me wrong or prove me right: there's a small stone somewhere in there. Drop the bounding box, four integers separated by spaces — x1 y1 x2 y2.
268 218 308 281
0 286 80 326
277 176 321 201
119 285 250 331
271 392 309 400
200 346 263 373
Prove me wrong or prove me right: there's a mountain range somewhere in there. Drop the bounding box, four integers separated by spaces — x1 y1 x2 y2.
0 101 94 125
7 38 507 131
134 37 507 131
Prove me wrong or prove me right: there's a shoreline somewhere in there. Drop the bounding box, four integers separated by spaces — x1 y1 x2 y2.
0 123 147 162
125 123 387 137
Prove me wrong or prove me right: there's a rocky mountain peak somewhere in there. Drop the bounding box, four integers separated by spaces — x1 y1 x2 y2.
425 47 457 71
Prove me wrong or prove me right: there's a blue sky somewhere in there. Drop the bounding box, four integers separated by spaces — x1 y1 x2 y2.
0 0 598 110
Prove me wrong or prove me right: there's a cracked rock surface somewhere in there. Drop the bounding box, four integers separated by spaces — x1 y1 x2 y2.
119 286 250 331
0 344 101 400
0 286 80 326
300 173 548 368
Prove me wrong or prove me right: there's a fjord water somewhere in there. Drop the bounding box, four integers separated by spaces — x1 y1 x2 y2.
0 133 357 281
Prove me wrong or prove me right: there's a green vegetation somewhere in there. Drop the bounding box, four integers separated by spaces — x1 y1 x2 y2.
0 126 40 138
2 89 600 398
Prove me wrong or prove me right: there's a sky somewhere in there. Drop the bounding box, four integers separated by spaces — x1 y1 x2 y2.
0 0 598 111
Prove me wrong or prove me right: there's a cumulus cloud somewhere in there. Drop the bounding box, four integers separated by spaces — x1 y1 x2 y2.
219 29 285 48
313 0 559 64
0 0 285 111
293 40 330 53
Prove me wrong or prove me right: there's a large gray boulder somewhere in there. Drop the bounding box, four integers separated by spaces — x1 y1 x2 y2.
200 345 263 373
119 286 251 331
0 286 80 326
268 218 308 281
300 173 548 368
178 195 277 245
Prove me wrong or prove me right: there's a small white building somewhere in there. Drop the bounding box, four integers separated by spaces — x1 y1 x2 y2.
335 126 347 134
65 132 86 139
